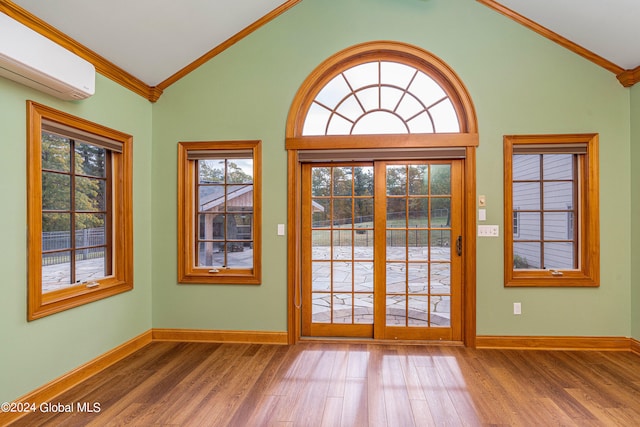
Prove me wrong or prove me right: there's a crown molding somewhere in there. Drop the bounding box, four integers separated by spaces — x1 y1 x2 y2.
476 0 640 88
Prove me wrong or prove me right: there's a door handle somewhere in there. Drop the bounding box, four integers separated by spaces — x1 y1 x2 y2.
456 235 462 256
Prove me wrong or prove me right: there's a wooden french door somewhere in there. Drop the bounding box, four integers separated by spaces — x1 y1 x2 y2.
301 160 463 341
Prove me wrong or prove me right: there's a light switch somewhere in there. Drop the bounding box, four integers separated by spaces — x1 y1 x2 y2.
277 224 285 236
478 195 486 207
478 209 486 221
478 225 499 237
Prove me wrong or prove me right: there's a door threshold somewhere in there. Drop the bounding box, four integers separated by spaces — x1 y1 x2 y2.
298 336 465 347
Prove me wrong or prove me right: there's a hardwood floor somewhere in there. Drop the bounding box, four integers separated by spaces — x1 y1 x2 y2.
9 342 640 426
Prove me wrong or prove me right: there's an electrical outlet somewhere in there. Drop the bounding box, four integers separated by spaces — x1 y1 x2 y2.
513 302 521 315
478 225 499 237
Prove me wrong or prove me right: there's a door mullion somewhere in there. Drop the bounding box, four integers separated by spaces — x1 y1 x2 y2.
373 161 387 339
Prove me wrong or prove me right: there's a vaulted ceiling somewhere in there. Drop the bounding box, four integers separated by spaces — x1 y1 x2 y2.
2 0 640 101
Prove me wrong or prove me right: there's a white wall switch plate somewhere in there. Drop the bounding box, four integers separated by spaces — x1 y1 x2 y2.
277 224 285 236
478 208 486 221
478 225 499 237
513 302 522 315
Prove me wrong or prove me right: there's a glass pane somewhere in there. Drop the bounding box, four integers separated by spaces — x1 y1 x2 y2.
333 262 353 292
430 165 451 195
544 242 575 269
42 172 70 210
386 295 406 326
333 199 353 227
396 94 423 120
227 159 253 184
513 155 540 180
386 264 406 293
381 61 416 88
42 213 71 249
312 231 331 260
430 198 450 228
312 293 331 323
409 165 428 195
356 87 379 112
76 177 106 211
352 111 407 135
226 185 253 211
513 182 541 210
431 296 450 327
407 230 428 261
544 212 573 240
386 230 406 259
327 114 354 135
513 242 541 269
312 262 331 291
332 231 352 260
387 198 406 226
543 154 573 180
387 165 407 195
75 250 106 284
225 242 253 268
430 230 451 260
42 250 71 292
336 94 364 122
197 242 224 267
199 160 225 184
515 212 541 241
75 216 106 248
41 133 70 172
303 103 331 136
344 62 378 89
227 214 252 240
430 99 460 133
333 294 353 324
408 296 429 327
312 167 332 197
407 112 435 134
408 72 446 107
543 182 573 210
408 199 428 227
354 167 374 196
380 86 404 111
408 263 429 293
354 294 374 324
333 167 352 196
198 213 225 240
354 231 373 260
354 262 373 292
75 142 106 177
315 74 350 108
198 185 225 211
430 263 451 294
312 199 330 227
354 198 373 225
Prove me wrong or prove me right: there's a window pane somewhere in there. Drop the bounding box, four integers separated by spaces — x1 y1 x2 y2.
227 159 253 184
42 213 71 242
354 167 373 196
386 231 406 259
225 242 253 268
408 199 428 227
431 198 450 228
312 167 331 197
430 262 451 294
544 212 573 240
408 230 428 261
197 242 224 267
354 262 374 292
430 99 460 133
513 155 540 180
226 214 252 241
431 296 450 327
42 172 70 210
198 213 225 240
386 295 406 326
333 262 352 292
312 199 330 227
333 167 352 196
409 296 429 327
513 242 541 269
513 182 541 210
333 294 353 324
515 212 541 240
332 231 352 260
75 142 106 177
199 185 225 211
312 231 331 260
387 166 407 195
381 61 415 88
336 94 364 122
543 182 573 210
312 293 331 323
303 103 332 136
42 251 72 292
41 133 70 172
543 154 573 180
76 177 106 211
199 160 225 184
75 250 107 284
544 242 575 269
409 165 428 195
75 216 106 248
343 62 378 90
354 198 373 224
430 165 451 195
407 112 435 133
408 72 446 107
314 74 350 108
352 111 407 135
430 230 450 260
380 86 404 111
333 199 353 226
408 263 428 293
227 185 253 211
387 198 406 226
354 294 374 324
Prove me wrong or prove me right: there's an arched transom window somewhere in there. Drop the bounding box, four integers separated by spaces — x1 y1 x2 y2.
303 61 460 136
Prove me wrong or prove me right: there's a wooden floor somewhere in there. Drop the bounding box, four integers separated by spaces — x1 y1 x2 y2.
10 341 640 426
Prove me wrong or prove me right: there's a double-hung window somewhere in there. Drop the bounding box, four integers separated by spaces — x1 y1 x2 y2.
503 134 599 287
178 141 261 284
27 101 133 320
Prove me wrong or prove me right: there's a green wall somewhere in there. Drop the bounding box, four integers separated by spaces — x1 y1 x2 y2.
631 84 640 341
0 75 153 403
152 0 632 336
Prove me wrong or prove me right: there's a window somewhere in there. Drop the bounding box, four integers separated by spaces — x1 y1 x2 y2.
503 134 599 287
178 141 261 284
27 101 133 320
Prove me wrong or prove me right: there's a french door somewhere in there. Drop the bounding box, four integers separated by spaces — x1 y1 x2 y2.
301 160 463 341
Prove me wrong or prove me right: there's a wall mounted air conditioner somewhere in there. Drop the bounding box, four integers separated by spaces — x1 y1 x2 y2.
0 12 95 100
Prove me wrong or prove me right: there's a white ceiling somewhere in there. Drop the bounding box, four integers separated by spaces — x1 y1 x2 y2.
9 0 640 87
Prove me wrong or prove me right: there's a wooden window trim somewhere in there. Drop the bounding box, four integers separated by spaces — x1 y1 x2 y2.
178 140 262 285
503 134 599 287
27 101 133 320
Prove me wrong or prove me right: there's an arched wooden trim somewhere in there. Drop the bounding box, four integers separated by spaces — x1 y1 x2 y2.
286 41 478 140
286 41 478 347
